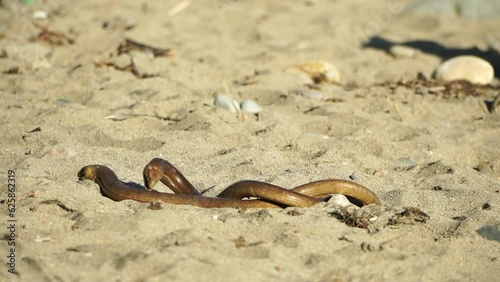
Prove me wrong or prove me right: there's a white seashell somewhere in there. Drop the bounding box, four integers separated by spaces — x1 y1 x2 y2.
240 99 262 113
434 55 494 85
389 45 416 58
327 194 352 207
287 61 341 84
214 94 240 113
33 11 48 20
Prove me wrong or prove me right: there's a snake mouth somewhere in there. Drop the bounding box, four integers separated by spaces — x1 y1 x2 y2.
77 168 86 180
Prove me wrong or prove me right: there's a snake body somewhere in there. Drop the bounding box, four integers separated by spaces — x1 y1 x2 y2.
78 165 280 208
77 158 381 208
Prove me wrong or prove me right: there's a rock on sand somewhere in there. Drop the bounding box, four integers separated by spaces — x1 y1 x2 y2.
434 55 494 85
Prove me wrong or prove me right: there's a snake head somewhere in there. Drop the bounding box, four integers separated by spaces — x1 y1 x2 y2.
143 163 161 190
77 165 100 181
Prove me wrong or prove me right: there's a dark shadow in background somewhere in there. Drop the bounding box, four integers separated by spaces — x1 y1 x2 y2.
363 36 500 78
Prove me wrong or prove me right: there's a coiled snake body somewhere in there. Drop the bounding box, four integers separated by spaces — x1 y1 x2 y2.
77 158 381 208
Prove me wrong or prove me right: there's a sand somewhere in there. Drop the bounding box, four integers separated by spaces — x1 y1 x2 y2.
1 0 499 281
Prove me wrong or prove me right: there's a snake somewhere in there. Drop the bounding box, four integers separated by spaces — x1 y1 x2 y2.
77 158 381 208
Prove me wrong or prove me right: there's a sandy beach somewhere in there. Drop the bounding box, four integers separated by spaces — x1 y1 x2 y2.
1 0 499 281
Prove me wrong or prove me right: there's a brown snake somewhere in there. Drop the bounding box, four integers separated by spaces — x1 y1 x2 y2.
77 158 381 208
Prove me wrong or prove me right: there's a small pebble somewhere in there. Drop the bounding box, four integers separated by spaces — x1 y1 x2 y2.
287 61 341 84
289 89 323 100
389 45 416 58
214 94 240 113
240 99 262 114
349 172 359 181
434 55 494 85
327 194 352 207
